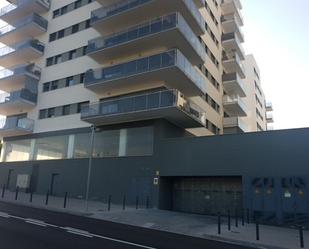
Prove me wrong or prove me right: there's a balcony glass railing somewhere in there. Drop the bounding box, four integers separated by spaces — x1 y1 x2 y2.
81 89 205 125
0 39 44 58
0 116 34 132
0 64 41 80
223 95 247 112
88 13 206 62
0 0 50 17
0 13 48 36
223 52 245 74
0 88 37 104
91 0 204 32
85 49 206 93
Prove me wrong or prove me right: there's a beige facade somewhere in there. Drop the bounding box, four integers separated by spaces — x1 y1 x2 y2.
0 0 271 140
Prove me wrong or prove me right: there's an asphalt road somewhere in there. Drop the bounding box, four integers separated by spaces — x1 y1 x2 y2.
0 201 257 249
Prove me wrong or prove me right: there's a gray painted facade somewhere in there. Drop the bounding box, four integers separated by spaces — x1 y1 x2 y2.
0 120 308 226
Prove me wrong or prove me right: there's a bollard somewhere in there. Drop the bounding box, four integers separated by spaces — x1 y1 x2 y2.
108 195 111 211
228 210 231 231
235 210 238 228
63 192 68 208
247 208 250 224
136 196 139 210
29 191 33 203
217 212 221 234
146 196 149 209
256 221 260 241
15 187 19 200
242 209 245 226
1 184 5 198
299 226 304 248
122 195 126 211
45 190 49 205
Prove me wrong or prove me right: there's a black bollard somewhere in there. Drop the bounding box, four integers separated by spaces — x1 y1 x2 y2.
15 187 19 200
122 195 126 211
136 196 139 210
217 212 221 234
299 226 304 248
247 208 250 224
2 184 5 198
256 221 260 241
63 192 68 208
235 210 238 228
45 190 49 205
242 209 245 226
146 196 149 209
108 195 111 211
228 210 231 231
29 191 33 203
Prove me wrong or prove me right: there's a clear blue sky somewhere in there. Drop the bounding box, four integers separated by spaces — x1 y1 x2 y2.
0 1 308 129
242 0 309 129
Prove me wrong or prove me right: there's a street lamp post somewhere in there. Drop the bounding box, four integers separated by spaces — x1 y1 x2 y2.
85 125 95 212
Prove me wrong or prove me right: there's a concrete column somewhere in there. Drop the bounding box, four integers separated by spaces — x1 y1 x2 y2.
29 139 36 160
67 135 75 159
118 129 127 157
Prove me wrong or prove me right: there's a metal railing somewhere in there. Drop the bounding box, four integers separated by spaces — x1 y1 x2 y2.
0 0 50 17
85 49 206 94
0 88 37 104
87 12 206 62
81 89 206 125
91 0 205 32
0 116 34 131
0 39 44 57
0 64 41 80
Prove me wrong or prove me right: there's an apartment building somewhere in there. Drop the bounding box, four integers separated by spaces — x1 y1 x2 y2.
0 0 254 161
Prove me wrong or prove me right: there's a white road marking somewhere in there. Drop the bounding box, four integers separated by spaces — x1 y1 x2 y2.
93 234 157 249
0 211 10 218
67 230 94 238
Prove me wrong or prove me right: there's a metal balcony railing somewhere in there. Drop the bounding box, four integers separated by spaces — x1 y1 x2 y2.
0 39 44 58
0 0 50 17
0 64 41 80
0 116 34 132
0 88 37 104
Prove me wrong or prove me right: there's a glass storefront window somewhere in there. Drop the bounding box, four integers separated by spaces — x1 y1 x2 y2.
126 126 153 156
93 129 120 158
4 139 31 162
73 133 91 158
34 135 69 160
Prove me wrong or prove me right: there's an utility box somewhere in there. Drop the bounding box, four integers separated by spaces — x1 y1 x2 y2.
16 174 31 189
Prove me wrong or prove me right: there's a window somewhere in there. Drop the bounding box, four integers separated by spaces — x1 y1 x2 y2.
53 9 60 18
46 58 53 67
49 33 57 42
58 29 65 39
80 73 85 83
72 24 79 34
47 108 55 118
69 50 77 60
77 101 89 113
43 83 50 92
85 19 91 29
55 55 62 64
60 6 67 15
39 109 47 119
74 0 82 8
66 76 74 87
63 105 70 115
51 81 58 90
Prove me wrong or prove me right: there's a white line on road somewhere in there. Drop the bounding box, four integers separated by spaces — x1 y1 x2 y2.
0 211 10 218
67 230 94 238
25 220 47 227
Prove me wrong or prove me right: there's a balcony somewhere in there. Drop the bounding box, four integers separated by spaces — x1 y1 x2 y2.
91 0 205 36
223 95 247 117
223 117 247 133
87 13 206 65
222 53 245 78
222 32 245 60
85 49 207 97
221 0 242 16
266 113 274 123
0 117 34 137
222 73 246 97
0 64 41 92
0 0 50 24
0 39 44 68
266 102 273 112
0 13 48 46
221 15 244 42
0 88 37 116
81 89 206 128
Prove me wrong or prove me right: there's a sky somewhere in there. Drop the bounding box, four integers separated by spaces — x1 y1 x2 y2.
0 1 308 130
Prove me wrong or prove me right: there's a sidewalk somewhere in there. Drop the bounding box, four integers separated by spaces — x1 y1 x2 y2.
1 190 308 249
